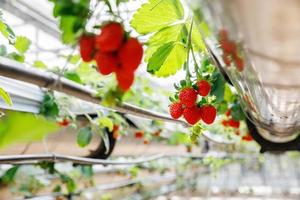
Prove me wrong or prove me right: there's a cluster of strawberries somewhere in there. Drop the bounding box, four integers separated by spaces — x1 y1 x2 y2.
134 129 161 144
221 109 240 129
221 109 253 142
219 29 244 72
169 80 217 125
79 22 143 91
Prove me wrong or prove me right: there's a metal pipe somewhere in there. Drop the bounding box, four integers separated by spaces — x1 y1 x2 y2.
0 153 165 165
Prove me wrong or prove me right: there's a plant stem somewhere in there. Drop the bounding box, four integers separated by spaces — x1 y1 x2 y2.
191 46 201 80
185 19 194 86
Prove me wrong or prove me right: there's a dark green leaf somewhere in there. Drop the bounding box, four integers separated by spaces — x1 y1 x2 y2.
0 166 19 185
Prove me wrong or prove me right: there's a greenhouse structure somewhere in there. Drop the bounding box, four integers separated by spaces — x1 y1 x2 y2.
0 0 299 199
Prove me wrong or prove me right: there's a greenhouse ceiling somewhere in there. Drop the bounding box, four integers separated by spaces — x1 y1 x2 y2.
0 0 299 199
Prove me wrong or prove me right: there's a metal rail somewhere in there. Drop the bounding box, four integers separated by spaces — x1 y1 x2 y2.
0 153 165 165
0 153 249 164
0 57 233 144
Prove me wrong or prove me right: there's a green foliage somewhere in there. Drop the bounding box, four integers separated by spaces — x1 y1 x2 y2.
131 0 184 34
230 103 245 121
0 111 59 148
0 10 16 44
0 44 7 56
131 0 205 77
147 41 187 77
49 0 90 44
14 36 31 54
77 127 92 147
0 87 12 106
60 173 76 193
210 72 225 103
39 93 59 118
64 71 82 83
0 166 19 185
168 131 190 145
80 165 93 179
7 52 25 63
98 117 113 132
33 60 47 69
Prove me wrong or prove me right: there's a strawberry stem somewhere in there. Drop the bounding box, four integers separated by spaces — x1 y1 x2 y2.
191 46 201 80
185 19 194 86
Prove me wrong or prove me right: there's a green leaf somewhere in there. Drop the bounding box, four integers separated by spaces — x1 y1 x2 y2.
210 72 225 103
7 52 25 63
168 131 190 145
231 103 245 121
80 165 93 178
0 111 59 149
131 0 184 34
0 20 15 43
224 84 235 102
147 42 187 77
0 166 19 185
14 36 31 54
64 71 82 83
33 60 47 69
145 23 186 62
39 93 59 118
0 87 12 106
0 45 7 56
77 127 92 147
60 174 76 193
98 117 113 132
59 16 79 44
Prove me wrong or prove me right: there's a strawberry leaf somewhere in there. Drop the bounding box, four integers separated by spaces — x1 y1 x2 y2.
130 0 184 34
147 41 187 77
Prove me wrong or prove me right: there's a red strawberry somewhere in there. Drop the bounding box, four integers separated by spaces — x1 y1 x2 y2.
79 34 95 62
183 106 201 125
221 119 229 127
234 56 244 72
118 38 143 71
201 105 217 125
220 40 233 53
113 125 119 132
143 139 149 145
115 66 135 91
95 52 118 75
153 130 161 137
197 80 211 97
135 131 144 139
225 109 231 117
219 29 228 40
113 130 119 139
242 133 253 141
58 118 70 127
96 22 124 52
222 52 231 66
228 119 240 128
179 88 198 108
112 125 119 139
169 102 183 119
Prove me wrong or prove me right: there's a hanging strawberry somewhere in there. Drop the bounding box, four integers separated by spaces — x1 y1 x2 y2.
79 34 95 62
169 102 184 119
179 87 198 108
95 52 118 75
196 80 211 97
78 21 143 92
200 105 217 125
118 38 143 71
96 22 124 52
